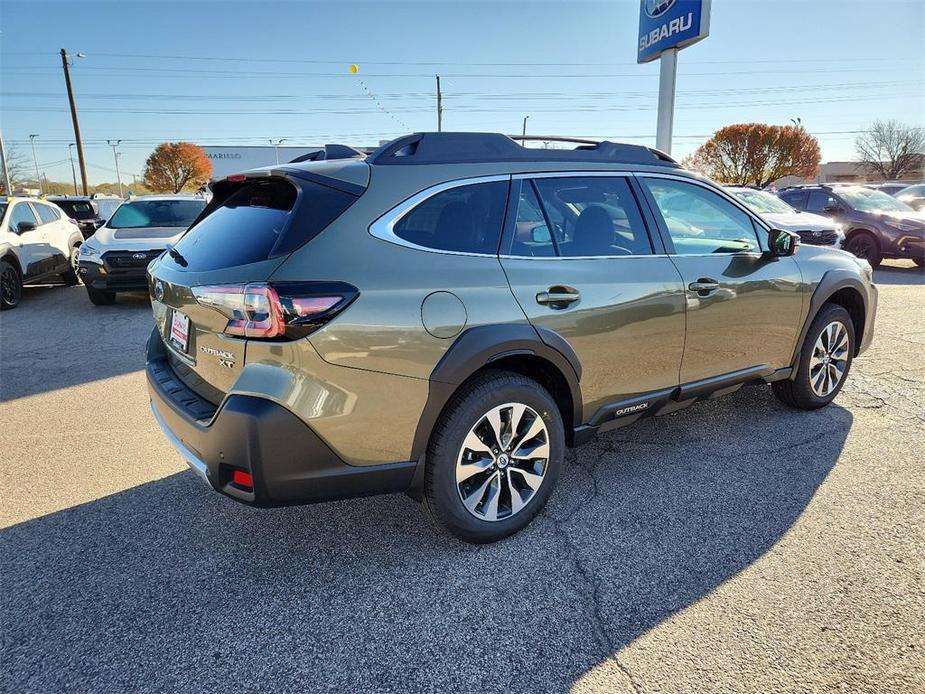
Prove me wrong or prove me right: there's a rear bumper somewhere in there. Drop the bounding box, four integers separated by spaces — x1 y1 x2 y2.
145 331 416 507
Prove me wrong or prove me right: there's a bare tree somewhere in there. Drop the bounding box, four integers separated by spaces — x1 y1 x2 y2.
0 143 31 194
855 120 925 180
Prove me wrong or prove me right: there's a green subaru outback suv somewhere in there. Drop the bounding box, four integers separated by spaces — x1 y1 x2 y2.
146 133 877 543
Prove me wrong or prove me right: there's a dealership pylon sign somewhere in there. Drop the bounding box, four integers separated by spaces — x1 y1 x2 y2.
638 0 711 155
638 0 711 63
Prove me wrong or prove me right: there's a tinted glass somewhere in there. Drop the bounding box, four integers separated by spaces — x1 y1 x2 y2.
57 200 96 220
169 181 294 271
806 191 839 213
532 176 652 257
511 182 555 257
9 202 38 231
108 199 205 229
35 204 61 224
393 180 508 254
779 190 807 209
643 178 760 254
167 179 356 271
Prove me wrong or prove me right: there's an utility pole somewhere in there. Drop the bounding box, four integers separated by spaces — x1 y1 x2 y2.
107 139 123 197
29 134 41 191
435 75 443 132
60 49 89 195
269 138 286 165
0 128 12 194
522 115 529 142
68 144 78 194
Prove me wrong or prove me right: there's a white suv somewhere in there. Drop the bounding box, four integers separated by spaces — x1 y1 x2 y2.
77 194 205 305
0 196 84 310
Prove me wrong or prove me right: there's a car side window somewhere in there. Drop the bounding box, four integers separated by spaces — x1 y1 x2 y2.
528 176 653 257
806 191 839 213
9 203 39 232
642 178 761 255
393 180 508 254
35 204 61 225
511 182 556 257
779 190 807 210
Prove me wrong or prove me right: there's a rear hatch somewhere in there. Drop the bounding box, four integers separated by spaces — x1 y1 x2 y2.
148 168 366 401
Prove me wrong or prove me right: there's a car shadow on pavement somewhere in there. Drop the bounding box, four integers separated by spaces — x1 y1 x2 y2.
0 286 152 402
873 262 924 285
1 386 852 693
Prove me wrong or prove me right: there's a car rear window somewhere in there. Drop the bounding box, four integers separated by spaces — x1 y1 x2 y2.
167 178 357 271
60 201 96 219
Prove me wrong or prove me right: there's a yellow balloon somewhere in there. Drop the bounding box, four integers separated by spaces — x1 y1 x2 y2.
349 64 359 74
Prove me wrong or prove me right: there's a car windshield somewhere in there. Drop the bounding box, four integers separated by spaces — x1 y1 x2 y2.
732 189 794 214
839 187 915 213
107 199 205 229
898 184 925 197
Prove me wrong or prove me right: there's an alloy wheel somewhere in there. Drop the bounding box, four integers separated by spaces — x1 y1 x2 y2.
809 321 850 397
1 265 20 304
848 236 874 260
456 402 550 522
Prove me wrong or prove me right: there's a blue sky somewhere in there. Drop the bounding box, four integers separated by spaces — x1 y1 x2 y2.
2 0 922 184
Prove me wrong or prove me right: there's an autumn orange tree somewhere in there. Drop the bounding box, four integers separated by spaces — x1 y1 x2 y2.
687 124 821 187
142 142 213 193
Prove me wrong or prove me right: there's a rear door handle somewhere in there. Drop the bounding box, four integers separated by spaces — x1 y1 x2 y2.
688 278 720 295
536 286 580 308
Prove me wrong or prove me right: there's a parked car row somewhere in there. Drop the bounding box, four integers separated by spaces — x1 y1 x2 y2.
778 185 925 267
0 193 205 309
723 182 925 268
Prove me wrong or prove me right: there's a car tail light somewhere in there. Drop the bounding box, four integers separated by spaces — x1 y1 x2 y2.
231 469 253 490
192 282 358 340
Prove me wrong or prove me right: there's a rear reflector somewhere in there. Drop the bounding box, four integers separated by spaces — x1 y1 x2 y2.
192 282 358 341
232 469 253 489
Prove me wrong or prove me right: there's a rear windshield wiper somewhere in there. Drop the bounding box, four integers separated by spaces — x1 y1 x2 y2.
166 244 188 267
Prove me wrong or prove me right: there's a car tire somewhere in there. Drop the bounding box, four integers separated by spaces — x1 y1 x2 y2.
773 303 854 410
844 231 882 268
424 369 564 543
86 287 116 306
0 259 22 310
62 245 81 286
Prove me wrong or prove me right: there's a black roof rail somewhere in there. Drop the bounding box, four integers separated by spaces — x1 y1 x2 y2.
288 144 367 164
366 132 679 167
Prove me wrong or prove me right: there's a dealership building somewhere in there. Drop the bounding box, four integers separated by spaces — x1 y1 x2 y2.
201 145 374 178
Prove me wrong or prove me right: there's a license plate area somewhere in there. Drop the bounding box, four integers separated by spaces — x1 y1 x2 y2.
169 310 191 353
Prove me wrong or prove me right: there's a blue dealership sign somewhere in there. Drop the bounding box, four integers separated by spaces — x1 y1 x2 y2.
638 0 711 63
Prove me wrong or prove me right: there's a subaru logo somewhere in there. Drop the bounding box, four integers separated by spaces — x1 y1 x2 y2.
644 0 676 18
154 281 165 302
812 230 822 238
132 252 147 260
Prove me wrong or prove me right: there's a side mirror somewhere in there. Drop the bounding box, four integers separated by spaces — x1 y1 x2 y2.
767 228 799 257
822 205 840 216
530 224 551 243
17 221 37 234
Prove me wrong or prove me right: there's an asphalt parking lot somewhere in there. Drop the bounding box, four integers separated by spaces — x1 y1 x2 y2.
2 263 923 693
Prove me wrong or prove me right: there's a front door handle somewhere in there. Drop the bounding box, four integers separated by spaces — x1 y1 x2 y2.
536 286 580 308
688 278 720 295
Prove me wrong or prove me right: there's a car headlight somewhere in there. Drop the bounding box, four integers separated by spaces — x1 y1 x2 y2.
79 243 101 260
